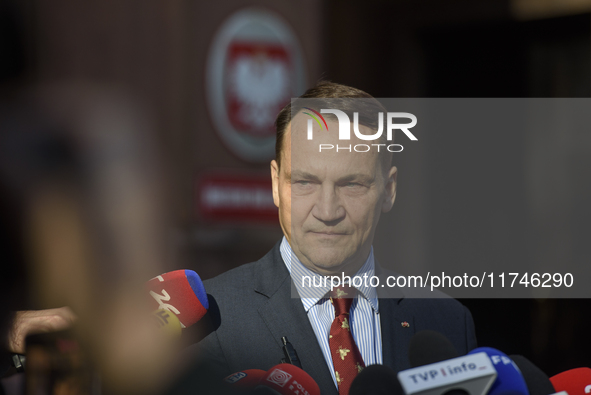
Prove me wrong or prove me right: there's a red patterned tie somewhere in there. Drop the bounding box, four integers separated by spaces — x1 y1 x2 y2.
329 286 365 395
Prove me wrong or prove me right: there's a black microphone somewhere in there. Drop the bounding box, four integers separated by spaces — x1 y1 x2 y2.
509 355 555 395
349 364 404 395
407 331 466 395
408 330 459 368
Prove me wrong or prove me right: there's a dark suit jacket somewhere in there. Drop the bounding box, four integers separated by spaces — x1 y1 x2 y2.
193 242 477 395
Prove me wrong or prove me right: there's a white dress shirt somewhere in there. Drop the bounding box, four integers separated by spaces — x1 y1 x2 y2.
279 237 382 388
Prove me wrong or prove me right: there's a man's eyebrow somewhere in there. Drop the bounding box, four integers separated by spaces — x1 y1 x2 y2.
290 171 321 182
337 173 375 182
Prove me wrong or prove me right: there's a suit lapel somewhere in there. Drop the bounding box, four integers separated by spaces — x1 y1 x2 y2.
375 264 415 373
251 246 420 392
254 244 338 395
379 298 415 373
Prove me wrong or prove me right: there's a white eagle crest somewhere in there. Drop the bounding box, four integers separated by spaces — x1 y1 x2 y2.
228 52 290 131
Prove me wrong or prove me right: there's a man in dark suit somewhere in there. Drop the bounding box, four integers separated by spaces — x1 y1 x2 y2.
195 82 477 395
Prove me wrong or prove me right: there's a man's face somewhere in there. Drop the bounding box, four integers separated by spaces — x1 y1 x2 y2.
271 113 397 276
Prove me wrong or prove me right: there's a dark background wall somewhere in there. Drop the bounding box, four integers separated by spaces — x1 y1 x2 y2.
322 0 591 376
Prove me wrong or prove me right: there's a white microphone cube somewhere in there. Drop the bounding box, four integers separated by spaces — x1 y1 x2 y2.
397 352 497 395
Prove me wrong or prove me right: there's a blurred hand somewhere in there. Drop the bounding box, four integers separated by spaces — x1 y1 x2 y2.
7 307 77 353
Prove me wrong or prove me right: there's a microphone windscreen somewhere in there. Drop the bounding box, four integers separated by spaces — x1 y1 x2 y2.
550 367 591 395
147 270 208 328
224 369 267 391
509 355 555 395
408 330 459 368
468 347 528 395
151 309 182 337
349 364 403 395
257 364 320 395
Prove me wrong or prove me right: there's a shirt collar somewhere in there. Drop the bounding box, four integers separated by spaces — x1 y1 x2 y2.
280 236 379 313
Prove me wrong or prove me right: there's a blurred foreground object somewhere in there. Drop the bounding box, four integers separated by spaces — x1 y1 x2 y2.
0 83 181 395
8 308 76 355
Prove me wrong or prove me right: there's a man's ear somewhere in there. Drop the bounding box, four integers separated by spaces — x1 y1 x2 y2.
270 159 280 208
382 166 397 213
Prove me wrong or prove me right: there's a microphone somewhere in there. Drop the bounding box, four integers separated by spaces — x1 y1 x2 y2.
147 269 209 328
409 330 459 368
398 331 496 395
224 369 267 392
151 309 182 337
509 355 555 395
349 364 404 395
253 363 320 395
467 347 528 395
550 367 591 394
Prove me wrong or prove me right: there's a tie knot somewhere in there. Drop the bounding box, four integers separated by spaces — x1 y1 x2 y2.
330 286 356 316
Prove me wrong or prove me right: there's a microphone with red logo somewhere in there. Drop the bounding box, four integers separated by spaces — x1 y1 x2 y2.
146 269 209 328
224 369 267 393
550 367 591 395
151 309 183 337
252 363 320 395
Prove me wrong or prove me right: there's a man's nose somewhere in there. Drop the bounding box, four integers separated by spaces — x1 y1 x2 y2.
311 184 345 223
